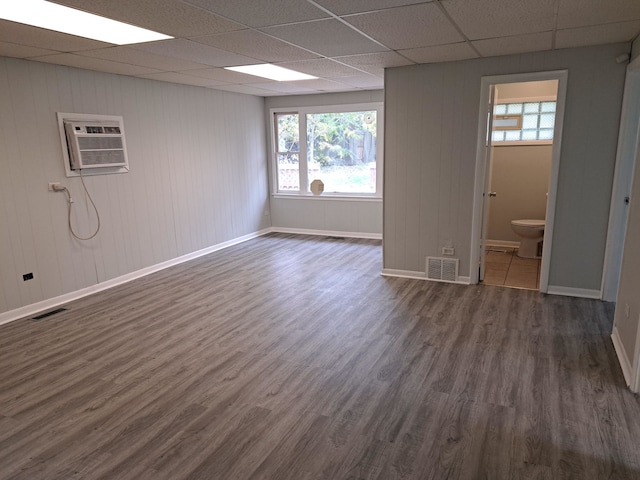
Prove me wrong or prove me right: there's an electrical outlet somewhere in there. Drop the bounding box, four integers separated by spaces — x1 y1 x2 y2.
48 182 62 191
626 304 631 318
442 247 455 256
23 272 34 281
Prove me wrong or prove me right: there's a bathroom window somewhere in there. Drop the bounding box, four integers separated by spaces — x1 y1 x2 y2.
492 101 556 143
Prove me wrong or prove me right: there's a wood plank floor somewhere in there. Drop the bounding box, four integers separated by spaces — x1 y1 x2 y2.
1 233 639 480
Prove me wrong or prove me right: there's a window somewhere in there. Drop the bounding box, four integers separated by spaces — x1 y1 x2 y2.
275 113 300 191
492 101 556 143
272 103 383 196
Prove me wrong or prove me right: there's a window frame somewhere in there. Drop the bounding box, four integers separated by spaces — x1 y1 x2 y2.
270 102 384 199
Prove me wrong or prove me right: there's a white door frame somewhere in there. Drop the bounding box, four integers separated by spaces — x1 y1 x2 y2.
601 56 640 302
634 314 640 392
479 85 496 282
470 70 569 290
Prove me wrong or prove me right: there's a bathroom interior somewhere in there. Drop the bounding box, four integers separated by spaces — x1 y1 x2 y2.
483 79 558 290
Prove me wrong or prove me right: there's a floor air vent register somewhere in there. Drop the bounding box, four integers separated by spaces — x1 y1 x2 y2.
426 257 459 283
32 308 67 321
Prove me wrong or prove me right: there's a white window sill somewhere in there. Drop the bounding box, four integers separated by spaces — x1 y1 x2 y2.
493 140 553 147
272 193 382 202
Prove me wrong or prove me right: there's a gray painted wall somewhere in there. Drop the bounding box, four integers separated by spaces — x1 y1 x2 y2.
0 57 269 315
265 91 383 236
384 44 627 290
488 146 551 243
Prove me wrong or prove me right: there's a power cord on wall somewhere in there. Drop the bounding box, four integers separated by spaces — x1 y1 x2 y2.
53 170 101 240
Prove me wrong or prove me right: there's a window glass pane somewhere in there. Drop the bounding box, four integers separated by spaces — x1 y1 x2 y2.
507 103 523 114
492 130 505 142
494 104 507 115
539 129 554 140
524 102 540 113
276 113 299 152
490 101 556 143
306 111 377 193
277 153 299 190
539 113 555 129
522 114 538 129
505 130 521 141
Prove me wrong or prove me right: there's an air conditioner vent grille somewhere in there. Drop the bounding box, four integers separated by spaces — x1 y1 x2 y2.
426 257 459 283
80 150 126 166
78 136 123 150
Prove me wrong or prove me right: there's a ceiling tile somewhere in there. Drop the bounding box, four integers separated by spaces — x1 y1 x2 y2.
555 21 640 49
30 53 161 75
473 32 553 57
50 0 244 37
343 3 463 50
274 58 364 77
179 67 268 84
332 52 415 76
398 42 477 63
0 19 110 52
131 39 259 67
214 84 286 96
313 0 432 16
334 75 385 89
282 78 353 92
262 19 388 57
441 0 556 40
191 30 320 63
251 81 317 93
75 46 210 71
183 0 329 27
557 0 640 29
135 71 227 87
0 42 59 59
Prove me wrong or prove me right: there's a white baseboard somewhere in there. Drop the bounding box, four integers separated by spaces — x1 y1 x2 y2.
486 240 520 248
381 268 471 285
545 285 601 299
611 326 633 386
0 229 271 326
270 226 382 240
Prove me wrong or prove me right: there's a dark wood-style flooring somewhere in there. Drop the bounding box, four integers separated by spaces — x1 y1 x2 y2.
1 233 639 479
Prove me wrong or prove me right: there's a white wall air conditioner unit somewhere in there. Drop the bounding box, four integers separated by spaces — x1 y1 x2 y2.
63 119 128 170
426 257 459 283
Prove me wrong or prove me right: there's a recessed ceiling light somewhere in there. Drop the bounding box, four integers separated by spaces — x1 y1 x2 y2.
224 64 317 82
0 0 172 45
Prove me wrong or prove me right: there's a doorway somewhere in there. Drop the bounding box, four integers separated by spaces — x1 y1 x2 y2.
483 80 557 290
469 71 569 292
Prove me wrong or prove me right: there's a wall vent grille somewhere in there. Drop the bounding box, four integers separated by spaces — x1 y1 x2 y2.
426 257 459 283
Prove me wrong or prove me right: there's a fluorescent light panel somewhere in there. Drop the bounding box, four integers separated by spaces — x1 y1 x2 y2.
225 64 317 82
0 0 172 45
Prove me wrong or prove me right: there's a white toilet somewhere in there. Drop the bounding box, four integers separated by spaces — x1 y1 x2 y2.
510 219 545 258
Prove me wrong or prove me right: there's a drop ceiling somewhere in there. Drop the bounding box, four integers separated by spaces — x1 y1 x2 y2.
2 0 639 96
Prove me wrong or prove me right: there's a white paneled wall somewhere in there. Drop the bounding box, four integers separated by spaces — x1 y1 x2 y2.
0 57 268 316
384 44 628 290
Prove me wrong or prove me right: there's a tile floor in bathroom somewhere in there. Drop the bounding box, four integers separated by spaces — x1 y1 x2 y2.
483 247 540 290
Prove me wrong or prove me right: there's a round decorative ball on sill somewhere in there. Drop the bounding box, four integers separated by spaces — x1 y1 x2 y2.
310 179 324 195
